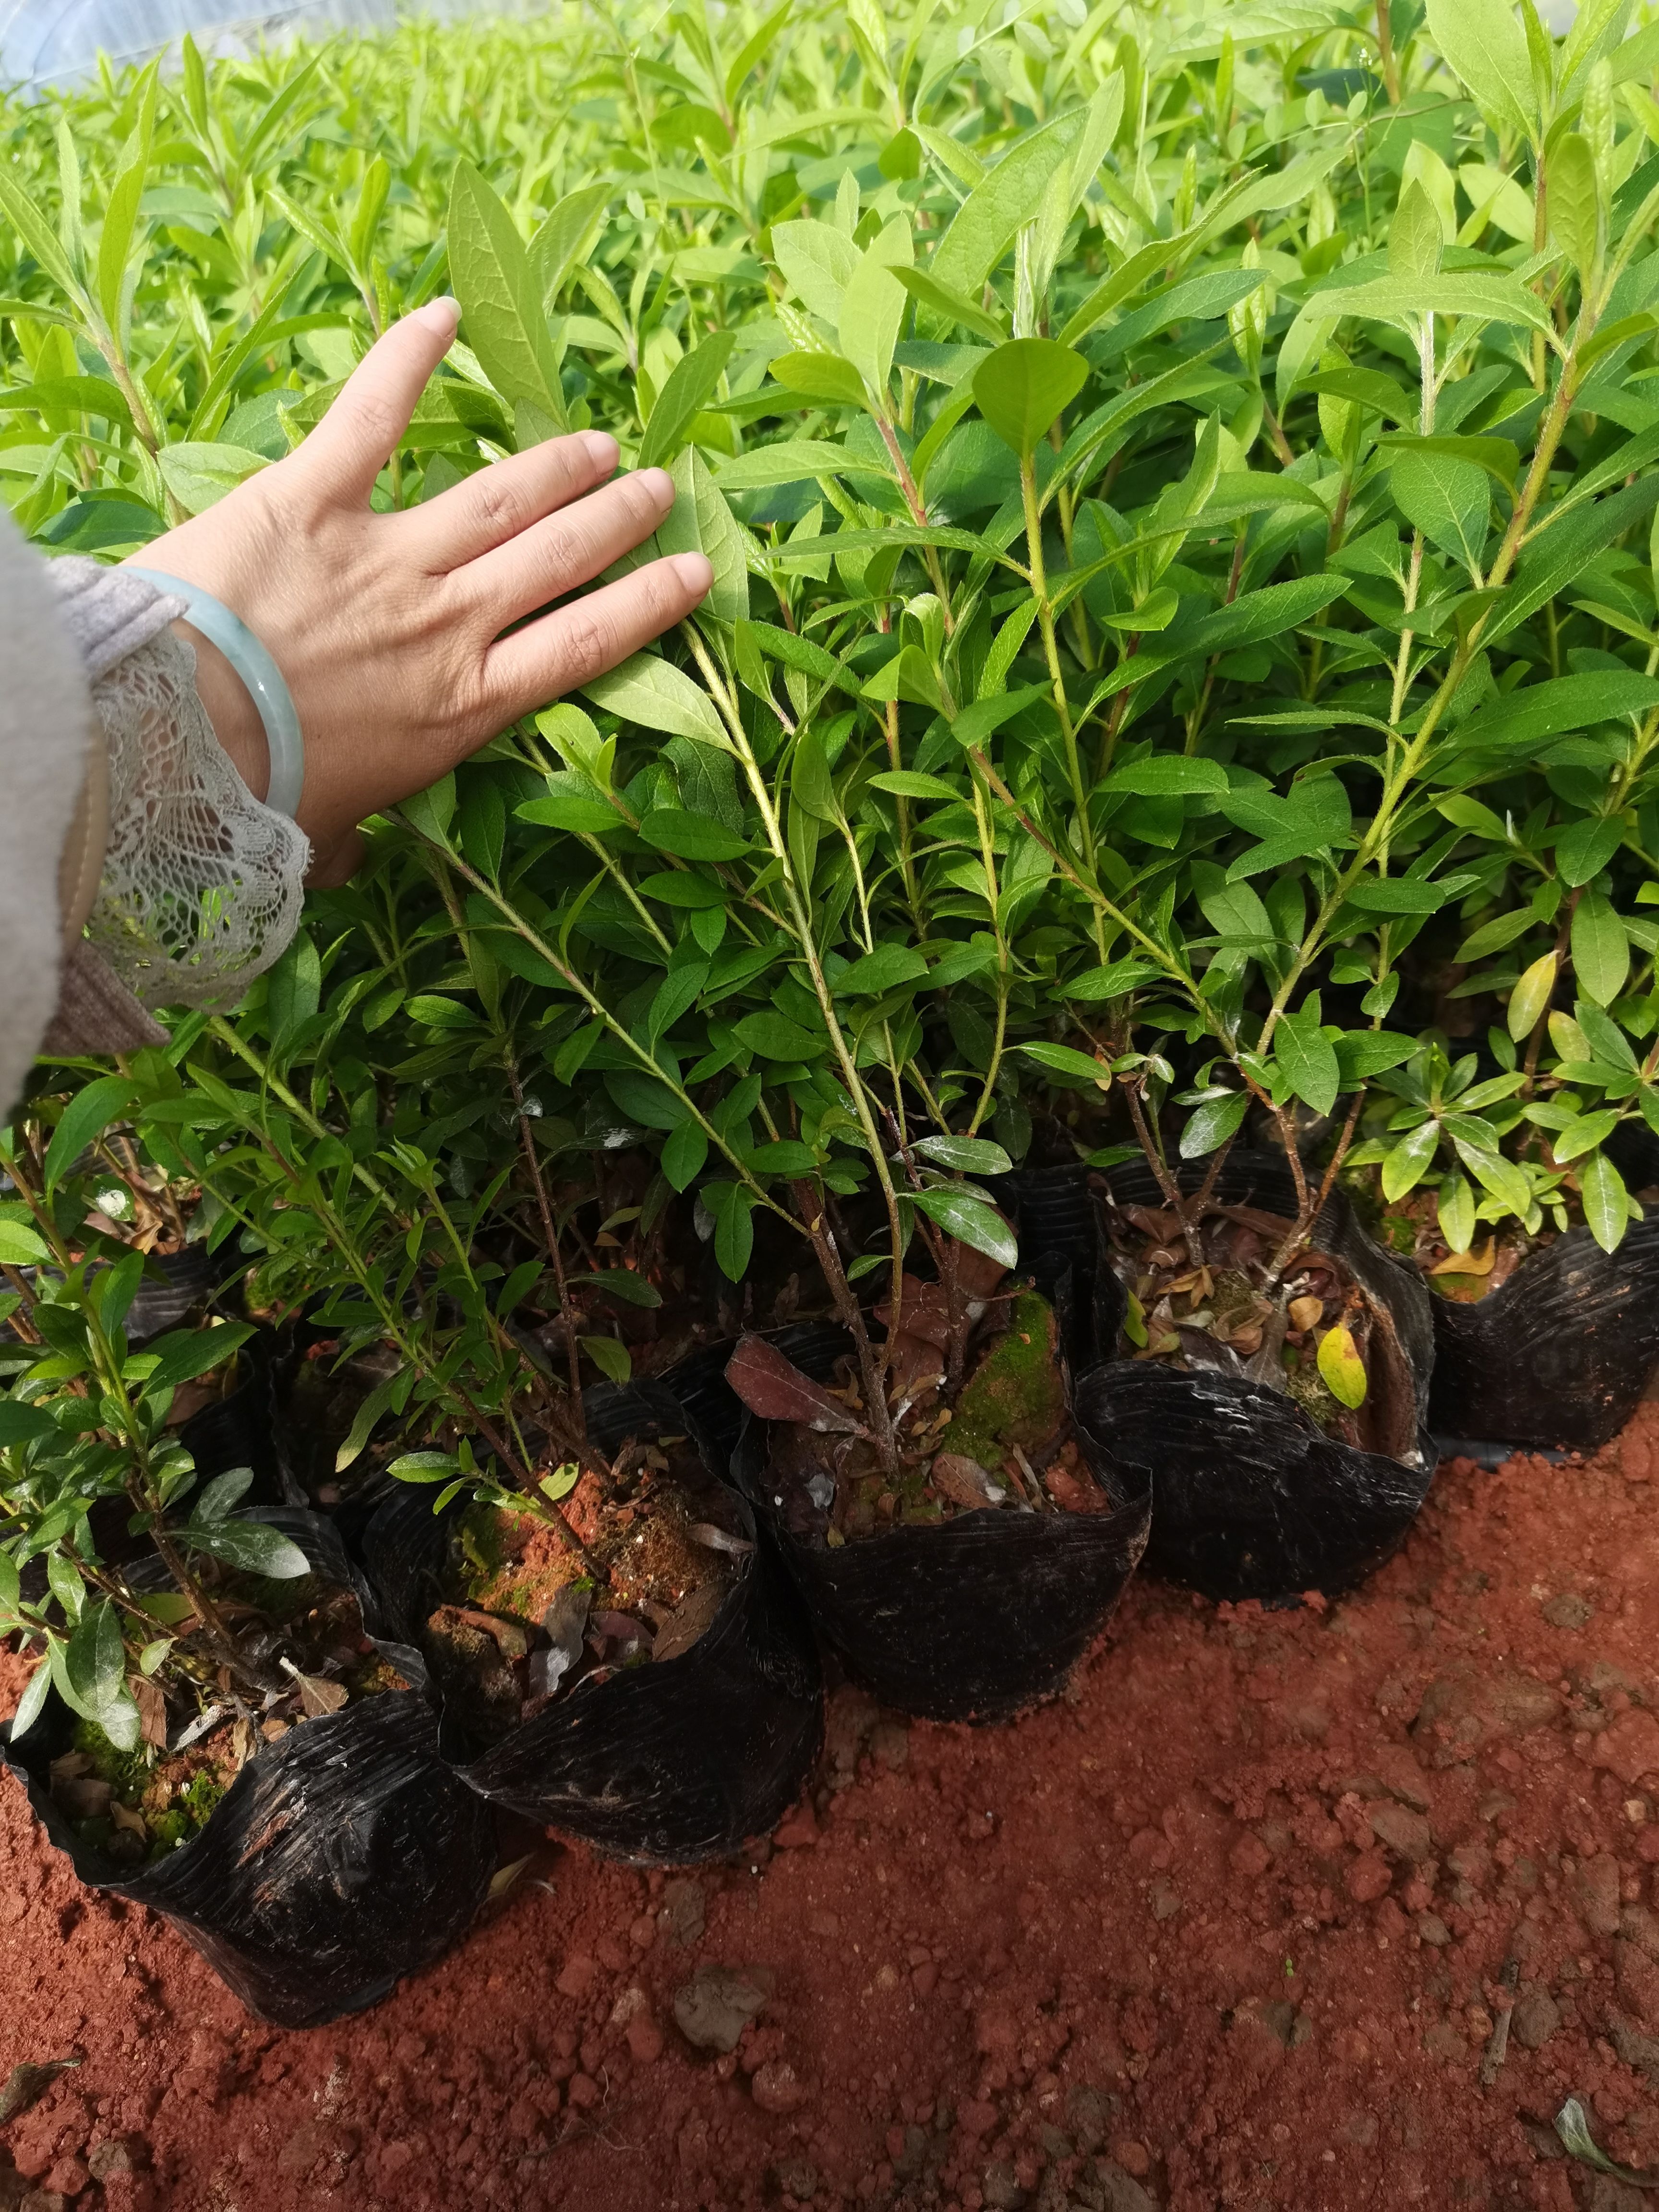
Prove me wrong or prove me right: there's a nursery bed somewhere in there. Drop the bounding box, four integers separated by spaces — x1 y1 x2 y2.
6 1411 1659 2212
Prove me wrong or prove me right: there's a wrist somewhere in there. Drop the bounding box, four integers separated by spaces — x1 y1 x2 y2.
173 618 271 804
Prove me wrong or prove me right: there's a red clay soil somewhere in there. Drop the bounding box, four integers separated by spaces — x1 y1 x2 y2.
7 1412 1659 2212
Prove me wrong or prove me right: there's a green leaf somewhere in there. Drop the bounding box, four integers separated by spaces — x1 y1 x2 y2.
835 944 929 996
581 1334 633 1382
840 225 913 402
190 1467 253 1523
1550 132 1603 285
892 265 1005 343
96 82 154 342
1061 956 1167 1000
1274 1006 1340 1116
44 1074 136 1191
1344 877 1449 914
10 1653 54 1740
931 106 1086 296
407 994 479 1029
580 653 732 750
1438 1173 1477 1256
772 218 861 320
1509 950 1559 1040
181 1517 311 1578
1015 1041 1112 1087
1319 271 1552 337
638 808 750 862
716 439 887 491
1178 1090 1250 1158
1333 1032 1418 1083
770 352 868 409
1104 757 1228 798
1556 815 1625 888
0 161 84 305
517 793 625 834
144 1322 252 1393
1495 479 1659 643
0 1398 59 1444
1317 1323 1368 1409
1450 671 1659 751
1580 1150 1633 1253
1456 909 1536 963
659 445 749 625
155 442 269 516
910 1186 1018 1270
1391 449 1490 572
1572 891 1630 1007
734 1011 825 1059
448 159 567 427
65 1597 122 1707
1551 1108 1622 1163
1426 0 1537 138
912 1135 1012 1175
0 1220 49 1266
571 1269 663 1308
951 684 1051 747
1388 180 1443 285
1106 577 1348 695
868 770 960 801
529 181 612 308
662 1119 709 1191
638 330 737 470
973 339 1089 458
706 1182 756 1281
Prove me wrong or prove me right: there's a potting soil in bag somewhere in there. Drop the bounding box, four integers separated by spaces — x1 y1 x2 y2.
1001 1154 1437 1604
355 1380 822 1864
699 1319 1154 1725
1427 1216 1659 1451
1 1511 496 2029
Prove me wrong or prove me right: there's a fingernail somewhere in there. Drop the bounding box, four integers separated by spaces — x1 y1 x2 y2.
411 296 461 339
582 429 619 469
673 552 714 594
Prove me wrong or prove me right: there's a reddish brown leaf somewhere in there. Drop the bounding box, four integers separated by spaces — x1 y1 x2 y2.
725 1335 865 1432
875 1276 950 1348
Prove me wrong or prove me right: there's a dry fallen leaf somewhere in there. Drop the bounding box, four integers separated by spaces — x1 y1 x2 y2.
1288 1294 1325 1332
930 1452 1007 1512
653 1579 727 1662
726 1335 866 1432
109 1800 147 1842
129 1674 168 1749
1431 1240 1496 1277
0 2057 80 2126
280 1659 349 1719
487 1854 532 1903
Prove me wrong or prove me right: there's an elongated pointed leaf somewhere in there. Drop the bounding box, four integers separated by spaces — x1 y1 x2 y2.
448 159 567 427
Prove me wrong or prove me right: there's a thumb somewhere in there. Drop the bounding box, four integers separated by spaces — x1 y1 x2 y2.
288 298 460 507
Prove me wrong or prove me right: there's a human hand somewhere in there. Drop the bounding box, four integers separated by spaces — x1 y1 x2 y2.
126 298 712 884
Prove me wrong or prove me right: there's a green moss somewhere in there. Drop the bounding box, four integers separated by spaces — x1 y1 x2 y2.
458 1502 511 1596
147 1810 189 1856
1284 1346 1345 1431
945 1293 1065 1468
180 1769 226 1827
71 1716 148 1803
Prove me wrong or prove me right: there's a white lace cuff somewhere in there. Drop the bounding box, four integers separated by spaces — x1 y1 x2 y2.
45 560 311 1011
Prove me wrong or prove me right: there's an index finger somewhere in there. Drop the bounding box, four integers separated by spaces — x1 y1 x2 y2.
287 299 461 508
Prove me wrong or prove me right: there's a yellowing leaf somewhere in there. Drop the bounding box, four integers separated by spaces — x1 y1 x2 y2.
1316 1324 1368 1410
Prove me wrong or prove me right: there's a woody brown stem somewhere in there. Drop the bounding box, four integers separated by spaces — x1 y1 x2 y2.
791 1180 901 1478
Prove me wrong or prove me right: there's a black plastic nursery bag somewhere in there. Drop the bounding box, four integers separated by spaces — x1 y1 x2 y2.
356 1379 823 1865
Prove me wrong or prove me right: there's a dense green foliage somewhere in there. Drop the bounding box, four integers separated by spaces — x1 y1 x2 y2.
8 0 1659 1743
